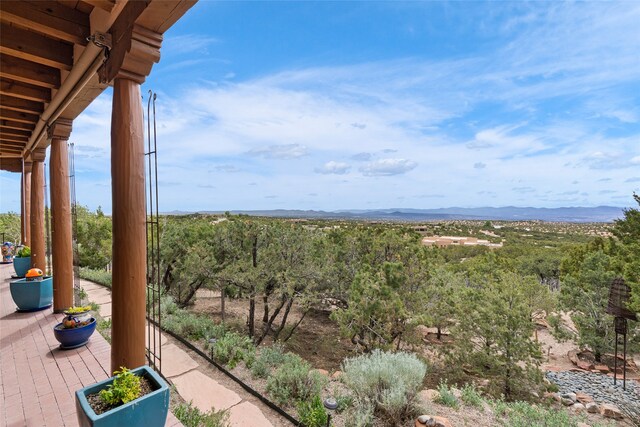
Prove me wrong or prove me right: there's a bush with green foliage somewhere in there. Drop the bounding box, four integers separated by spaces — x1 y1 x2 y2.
266 353 326 406
495 400 582 427
99 367 141 407
297 395 328 427
79 267 112 288
460 383 484 409
251 343 288 378
434 380 459 409
341 350 426 425
210 332 255 369
173 401 229 427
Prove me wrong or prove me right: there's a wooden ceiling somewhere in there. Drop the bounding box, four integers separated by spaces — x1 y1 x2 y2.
0 0 196 172
0 1 106 162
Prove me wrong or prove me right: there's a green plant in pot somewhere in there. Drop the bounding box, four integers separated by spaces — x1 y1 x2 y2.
13 245 31 278
75 366 170 427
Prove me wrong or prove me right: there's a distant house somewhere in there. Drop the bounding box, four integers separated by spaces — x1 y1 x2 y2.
422 235 503 248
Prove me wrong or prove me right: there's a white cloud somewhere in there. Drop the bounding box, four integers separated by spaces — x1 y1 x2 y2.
315 161 350 175
247 144 308 159
360 159 417 176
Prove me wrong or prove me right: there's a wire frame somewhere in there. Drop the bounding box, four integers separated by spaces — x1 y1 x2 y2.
607 278 638 321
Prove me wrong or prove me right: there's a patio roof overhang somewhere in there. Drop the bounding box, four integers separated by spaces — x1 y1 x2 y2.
0 0 195 170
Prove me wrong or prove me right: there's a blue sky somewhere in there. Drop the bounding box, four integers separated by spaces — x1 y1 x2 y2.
1 1 640 213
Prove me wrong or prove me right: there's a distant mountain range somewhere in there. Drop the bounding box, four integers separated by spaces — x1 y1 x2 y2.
164 206 626 223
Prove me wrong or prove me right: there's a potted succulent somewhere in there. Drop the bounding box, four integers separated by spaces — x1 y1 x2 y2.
75 366 170 427
13 245 31 277
9 267 53 312
53 305 97 349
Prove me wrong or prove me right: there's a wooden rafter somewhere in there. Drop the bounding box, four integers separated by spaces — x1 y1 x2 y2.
0 55 60 88
0 78 51 103
0 109 38 124
82 0 116 13
0 133 29 143
0 23 74 71
0 1 90 45
0 119 35 131
0 127 31 138
1 95 44 115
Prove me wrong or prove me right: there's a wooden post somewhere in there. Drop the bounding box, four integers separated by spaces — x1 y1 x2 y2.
29 150 46 271
99 19 162 372
49 119 74 312
110 78 147 372
21 162 32 246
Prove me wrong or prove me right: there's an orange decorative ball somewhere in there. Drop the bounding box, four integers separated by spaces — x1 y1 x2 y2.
25 268 44 279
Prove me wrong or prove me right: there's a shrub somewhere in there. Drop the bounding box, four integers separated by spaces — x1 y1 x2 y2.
163 313 217 341
297 395 328 427
173 401 230 427
460 383 483 409
251 344 287 378
266 354 327 405
341 350 426 424
79 267 112 288
344 398 374 427
499 401 579 427
434 380 458 408
211 332 255 369
99 367 141 407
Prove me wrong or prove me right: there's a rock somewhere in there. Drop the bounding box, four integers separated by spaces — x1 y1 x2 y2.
561 392 577 402
311 369 329 378
330 370 342 381
577 360 594 371
415 416 436 427
568 349 580 365
571 403 585 412
451 388 462 399
433 416 453 427
419 389 440 402
595 364 609 373
561 398 574 406
586 402 599 414
601 403 623 419
575 392 593 404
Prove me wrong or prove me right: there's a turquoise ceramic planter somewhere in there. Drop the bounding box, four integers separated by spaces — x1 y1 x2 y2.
13 256 31 277
75 366 170 427
9 276 53 311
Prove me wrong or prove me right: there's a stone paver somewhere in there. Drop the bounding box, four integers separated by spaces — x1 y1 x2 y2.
85 288 112 305
229 401 274 427
160 343 199 378
171 370 242 412
0 264 182 427
98 302 111 319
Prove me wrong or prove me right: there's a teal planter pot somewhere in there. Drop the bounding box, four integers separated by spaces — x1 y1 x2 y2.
9 276 53 311
53 318 97 349
75 366 170 427
13 256 31 278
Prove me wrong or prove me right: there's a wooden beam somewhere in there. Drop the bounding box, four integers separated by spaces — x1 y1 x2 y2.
0 138 26 146
0 78 51 103
0 55 60 88
82 0 115 12
0 134 29 144
0 1 90 45
0 23 74 71
0 143 24 153
0 119 35 131
0 127 31 137
0 109 38 124
0 157 23 172
1 95 44 114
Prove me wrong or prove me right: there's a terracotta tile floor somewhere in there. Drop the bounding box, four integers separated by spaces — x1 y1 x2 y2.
0 264 182 427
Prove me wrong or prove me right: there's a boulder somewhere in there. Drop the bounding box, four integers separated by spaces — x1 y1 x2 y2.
595 364 609 373
568 349 579 365
561 392 577 403
586 402 599 414
330 370 342 381
415 416 452 427
575 392 593 404
601 403 623 419
311 369 329 378
576 359 594 371
419 389 440 402
561 398 574 406
570 403 585 413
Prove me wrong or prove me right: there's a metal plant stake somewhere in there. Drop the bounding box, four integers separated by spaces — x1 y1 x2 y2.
607 278 637 390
